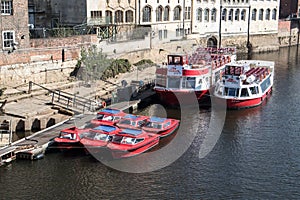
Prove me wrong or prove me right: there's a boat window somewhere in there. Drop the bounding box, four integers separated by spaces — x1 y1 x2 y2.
235 67 242 75
103 115 113 121
152 123 162 129
260 76 271 93
114 116 120 120
167 77 181 89
94 133 109 141
60 132 76 140
156 74 167 87
217 86 223 95
112 135 123 143
122 137 136 145
96 114 104 120
137 120 146 126
163 122 171 128
131 121 136 126
249 86 258 95
119 119 131 125
182 77 196 89
135 138 144 143
225 87 239 97
240 88 249 97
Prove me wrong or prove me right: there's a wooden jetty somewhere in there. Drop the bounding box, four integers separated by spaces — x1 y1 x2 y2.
0 100 140 165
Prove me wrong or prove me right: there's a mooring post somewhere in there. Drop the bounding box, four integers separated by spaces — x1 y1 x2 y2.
51 92 55 104
28 81 32 94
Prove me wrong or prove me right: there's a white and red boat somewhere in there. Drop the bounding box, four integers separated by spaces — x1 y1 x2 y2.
107 128 160 158
90 108 127 126
115 114 149 129
154 47 236 106
213 60 274 109
80 125 120 154
53 126 90 150
142 116 180 138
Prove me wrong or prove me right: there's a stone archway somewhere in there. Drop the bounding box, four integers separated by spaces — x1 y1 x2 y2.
46 118 55 128
31 118 41 132
207 37 218 48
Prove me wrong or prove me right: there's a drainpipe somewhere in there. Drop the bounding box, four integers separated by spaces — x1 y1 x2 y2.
183 0 185 38
247 5 251 55
219 4 222 48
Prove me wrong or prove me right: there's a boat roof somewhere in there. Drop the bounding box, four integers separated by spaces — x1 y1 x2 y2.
149 116 167 123
98 108 122 114
93 125 117 132
119 128 142 136
123 114 146 120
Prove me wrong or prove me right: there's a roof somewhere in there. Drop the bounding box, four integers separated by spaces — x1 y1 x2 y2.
149 116 166 123
119 128 142 136
99 108 121 115
93 125 117 132
123 114 142 120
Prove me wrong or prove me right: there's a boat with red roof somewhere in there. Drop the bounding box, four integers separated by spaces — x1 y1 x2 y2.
213 60 274 109
80 125 120 154
142 116 180 138
89 108 126 127
53 126 90 150
107 128 160 158
115 114 149 129
154 47 236 106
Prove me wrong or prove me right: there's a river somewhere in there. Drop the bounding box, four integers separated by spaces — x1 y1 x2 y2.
0 47 300 199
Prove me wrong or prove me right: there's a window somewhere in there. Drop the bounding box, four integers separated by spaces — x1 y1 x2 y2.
204 9 209 22
240 88 249 97
105 10 113 23
168 77 181 88
2 31 14 49
164 6 170 21
265 9 270 20
250 86 259 95
228 9 233 21
196 8 202 22
1 0 13 15
222 9 227 21
115 10 123 23
174 6 181 20
143 6 151 22
252 9 257 21
185 6 191 20
91 11 102 18
156 6 163 21
164 29 168 38
272 9 276 20
125 10 133 22
159 30 163 40
241 9 246 21
211 8 217 22
235 9 239 21
259 9 263 20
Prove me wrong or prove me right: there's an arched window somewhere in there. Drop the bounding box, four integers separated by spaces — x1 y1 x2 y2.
211 8 217 22
235 9 240 21
228 9 233 21
272 9 277 20
265 9 270 20
174 6 181 20
105 10 113 23
252 9 257 21
143 6 152 22
222 9 227 21
196 8 202 22
125 10 133 22
164 6 170 21
115 10 123 23
241 9 246 21
259 9 264 20
204 9 209 22
156 6 163 21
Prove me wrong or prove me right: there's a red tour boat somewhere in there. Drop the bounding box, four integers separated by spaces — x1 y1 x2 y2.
54 126 90 150
213 60 275 109
142 116 180 138
90 108 127 126
107 128 160 158
80 125 120 154
115 114 149 129
154 47 236 106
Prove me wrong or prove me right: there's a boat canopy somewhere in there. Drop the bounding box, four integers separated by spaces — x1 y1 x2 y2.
99 108 121 114
120 129 142 136
149 117 166 123
93 125 117 132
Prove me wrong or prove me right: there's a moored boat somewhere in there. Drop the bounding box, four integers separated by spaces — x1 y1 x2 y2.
80 125 120 154
154 47 236 106
142 116 180 138
213 60 275 109
89 108 127 127
115 114 149 129
53 126 90 150
107 128 160 158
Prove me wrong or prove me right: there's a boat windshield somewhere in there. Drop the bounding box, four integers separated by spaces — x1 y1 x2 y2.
145 122 162 129
121 137 144 145
94 133 110 141
59 132 76 140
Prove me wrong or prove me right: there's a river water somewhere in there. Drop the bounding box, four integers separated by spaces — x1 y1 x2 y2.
0 47 300 199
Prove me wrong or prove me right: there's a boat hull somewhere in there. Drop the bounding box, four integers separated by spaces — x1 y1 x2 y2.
155 89 209 106
224 87 272 109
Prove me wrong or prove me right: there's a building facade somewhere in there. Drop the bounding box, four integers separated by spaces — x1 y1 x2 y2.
1 0 30 52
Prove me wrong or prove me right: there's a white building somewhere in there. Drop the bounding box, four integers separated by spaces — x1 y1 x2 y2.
192 0 279 48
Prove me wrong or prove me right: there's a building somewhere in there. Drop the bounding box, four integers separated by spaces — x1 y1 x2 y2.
192 0 279 49
279 0 298 19
1 0 30 52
